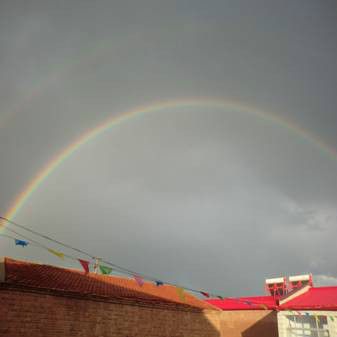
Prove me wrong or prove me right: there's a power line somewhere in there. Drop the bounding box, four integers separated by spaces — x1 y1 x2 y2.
0 215 269 306
1 215 224 296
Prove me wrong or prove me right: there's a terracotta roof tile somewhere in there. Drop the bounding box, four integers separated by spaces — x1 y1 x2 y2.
2 257 215 311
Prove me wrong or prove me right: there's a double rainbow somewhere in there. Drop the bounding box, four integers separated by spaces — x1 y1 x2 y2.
4 97 337 224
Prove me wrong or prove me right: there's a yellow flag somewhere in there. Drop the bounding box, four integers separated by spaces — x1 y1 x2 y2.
176 287 185 302
48 248 65 259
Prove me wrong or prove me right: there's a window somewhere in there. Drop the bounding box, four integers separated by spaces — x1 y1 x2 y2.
286 315 330 337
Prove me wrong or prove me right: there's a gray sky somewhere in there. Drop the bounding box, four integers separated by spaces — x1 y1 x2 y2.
0 0 336 296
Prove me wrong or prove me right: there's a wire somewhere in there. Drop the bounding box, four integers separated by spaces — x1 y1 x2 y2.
0 215 269 305
1 216 172 283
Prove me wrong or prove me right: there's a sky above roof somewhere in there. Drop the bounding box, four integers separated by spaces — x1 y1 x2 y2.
0 0 336 296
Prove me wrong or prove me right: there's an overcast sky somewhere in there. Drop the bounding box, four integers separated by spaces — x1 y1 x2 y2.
0 0 336 296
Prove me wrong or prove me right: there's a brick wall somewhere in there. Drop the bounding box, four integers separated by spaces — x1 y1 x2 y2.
0 288 279 337
0 288 221 337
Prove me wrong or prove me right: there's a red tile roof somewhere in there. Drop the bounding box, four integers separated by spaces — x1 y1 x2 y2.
2 257 216 311
280 286 337 311
206 296 277 310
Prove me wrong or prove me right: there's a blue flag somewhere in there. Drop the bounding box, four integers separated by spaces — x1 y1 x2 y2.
15 239 28 247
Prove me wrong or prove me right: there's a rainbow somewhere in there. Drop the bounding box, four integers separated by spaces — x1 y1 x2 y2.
3 97 337 225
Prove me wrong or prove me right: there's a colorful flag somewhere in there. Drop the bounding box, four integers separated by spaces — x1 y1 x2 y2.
15 239 28 247
176 287 185 302
78 259 90 273
47 248 65 259
200 291 210 298
134 275 144 287
155 280 164 286
99 265 112 275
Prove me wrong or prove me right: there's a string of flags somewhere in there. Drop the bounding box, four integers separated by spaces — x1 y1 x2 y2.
2 232 239 304
3 216 334 310
9 232 191 301
4 232 337 317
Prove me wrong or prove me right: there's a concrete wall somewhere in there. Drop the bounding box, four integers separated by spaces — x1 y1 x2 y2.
220 310 278 337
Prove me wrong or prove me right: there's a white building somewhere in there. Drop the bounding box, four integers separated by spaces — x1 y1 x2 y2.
277 285 337 337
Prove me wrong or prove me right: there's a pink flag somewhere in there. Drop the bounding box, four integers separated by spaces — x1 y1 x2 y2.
78 259 90 273
134 275 144 287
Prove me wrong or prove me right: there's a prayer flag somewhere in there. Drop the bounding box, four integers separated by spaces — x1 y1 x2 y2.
78 259 90 273
47 248 65 259
176 287 185 301
15 239 28 247
200 291 210 298
134 275 144 287
99 265 112 275
155 280 164 286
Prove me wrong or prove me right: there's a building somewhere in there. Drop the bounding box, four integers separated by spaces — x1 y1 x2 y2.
207 275 337 337
278 285 337 337
2 257 337 337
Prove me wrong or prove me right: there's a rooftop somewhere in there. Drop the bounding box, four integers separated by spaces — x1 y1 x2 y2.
0 257 216 311
206 295 277 310
280 286 337 311
207 285 337 311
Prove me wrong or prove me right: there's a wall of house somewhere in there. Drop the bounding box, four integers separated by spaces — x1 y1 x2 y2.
0 288 222 337
277 310 337 337
220 310 278 337
0 287 281 337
